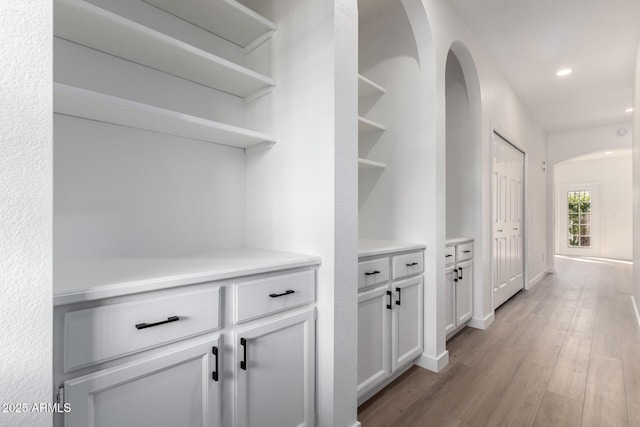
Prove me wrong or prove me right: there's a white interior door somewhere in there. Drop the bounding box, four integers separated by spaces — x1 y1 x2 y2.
492 133 525 309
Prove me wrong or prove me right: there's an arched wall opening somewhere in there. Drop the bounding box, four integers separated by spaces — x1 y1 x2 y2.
553 149 633 261
357 0 435 241
357 0 443 371
444 41 484 323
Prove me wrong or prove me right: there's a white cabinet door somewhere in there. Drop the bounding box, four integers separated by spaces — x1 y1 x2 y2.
234 309 315 427
64 336 220 427
445 265 456 336
456 260 473 325
391 276 423 371
357 285 391 398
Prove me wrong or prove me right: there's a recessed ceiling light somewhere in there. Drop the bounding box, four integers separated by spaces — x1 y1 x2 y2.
605 151 612 155
556 68 572 77
626 107 634 113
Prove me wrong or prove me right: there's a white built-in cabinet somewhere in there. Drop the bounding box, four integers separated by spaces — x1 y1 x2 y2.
357 241 424 404
445 238 474 339
53 257 318 427
357 74 386 170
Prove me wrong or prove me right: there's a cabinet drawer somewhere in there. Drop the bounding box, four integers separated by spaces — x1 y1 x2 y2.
358 257 390 290
392 251 424 280
445 245 456 266
234 270 315 324
64 285 221 372
456 242 473 262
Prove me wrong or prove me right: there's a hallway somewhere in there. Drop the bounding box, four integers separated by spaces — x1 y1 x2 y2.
358 256 640 426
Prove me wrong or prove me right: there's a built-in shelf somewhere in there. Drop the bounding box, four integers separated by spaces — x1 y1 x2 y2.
358 74 386 98
54 83 276 149
358 158 387 170
54 0 275 98
142 0 276 49
358 116 386 133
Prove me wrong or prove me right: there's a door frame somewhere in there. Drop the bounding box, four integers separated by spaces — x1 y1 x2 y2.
490 128 528 312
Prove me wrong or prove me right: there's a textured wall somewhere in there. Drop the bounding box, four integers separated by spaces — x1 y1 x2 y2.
633 41 640 313
0 1 53 426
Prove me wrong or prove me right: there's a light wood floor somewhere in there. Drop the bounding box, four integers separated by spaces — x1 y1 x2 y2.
358 256 640 427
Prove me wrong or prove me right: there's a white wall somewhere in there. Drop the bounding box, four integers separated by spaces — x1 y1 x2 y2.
554 153 633 260
445 50 476 238
422 0 548 351
357 0 547 372
53 2 248 260
548 123 633 165
547 122 633 270
244 0 359 425
0 1 52 426
633 41 640 316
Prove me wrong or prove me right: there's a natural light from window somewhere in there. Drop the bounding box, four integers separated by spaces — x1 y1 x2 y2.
567 190 591 248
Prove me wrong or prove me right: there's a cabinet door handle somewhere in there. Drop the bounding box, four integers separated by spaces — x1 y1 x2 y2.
462 250 471 253
497 229 503 232
269 289 295 298
135 316 179 330
240 338 247 371
445 254 453 258
386 290 392 310
406 262 418 267
212 346 219 382
513 227 518 231
458 267 463 280
365 271 380 276
396 287 401 306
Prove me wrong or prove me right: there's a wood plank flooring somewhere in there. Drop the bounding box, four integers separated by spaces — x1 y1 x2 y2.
357 256 640 427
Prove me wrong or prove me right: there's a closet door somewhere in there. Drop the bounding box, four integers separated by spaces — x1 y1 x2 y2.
492 133 524 309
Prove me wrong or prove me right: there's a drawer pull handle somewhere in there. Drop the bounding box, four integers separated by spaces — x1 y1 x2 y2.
365 270 380 276
212 346 219 382
386 290 392 310
497 229 503 232
445 254 453 258
396 287 402 306
406 262 418 267
513 228 518 231
240 338 247 370
463 250 471 253
458 267 463 280
269 289 295 298
135 316 179 330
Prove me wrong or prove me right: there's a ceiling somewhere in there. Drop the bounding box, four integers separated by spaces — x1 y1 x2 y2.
449 0 640 133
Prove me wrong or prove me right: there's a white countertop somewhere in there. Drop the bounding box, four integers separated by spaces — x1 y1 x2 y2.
446 236 474 245
54 248 321 306
358 239 426 258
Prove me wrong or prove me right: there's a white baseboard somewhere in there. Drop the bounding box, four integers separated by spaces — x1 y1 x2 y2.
415 350 449 373
528 269 548 290
467 311 495 330
631 295 640 328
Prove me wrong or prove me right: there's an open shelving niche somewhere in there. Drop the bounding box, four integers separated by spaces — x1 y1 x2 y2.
53 0 277 150
357 74 387 169
53 0 283 293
